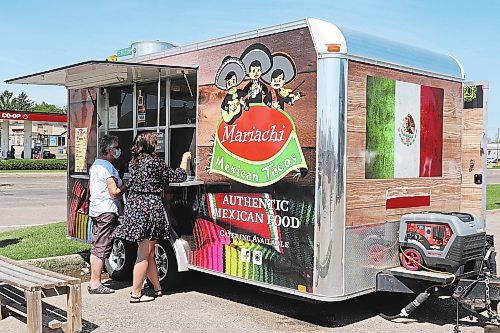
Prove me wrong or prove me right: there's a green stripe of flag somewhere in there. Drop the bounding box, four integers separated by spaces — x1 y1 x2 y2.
366 76 395 179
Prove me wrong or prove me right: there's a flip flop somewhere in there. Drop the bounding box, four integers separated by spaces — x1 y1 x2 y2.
130 292 155 303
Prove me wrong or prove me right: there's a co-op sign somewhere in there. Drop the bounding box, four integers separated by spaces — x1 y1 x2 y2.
0 111 67 122
1 112 29 120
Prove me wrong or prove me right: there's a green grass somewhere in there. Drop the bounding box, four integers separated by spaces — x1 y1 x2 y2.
0 222 90 260
487 184 500 211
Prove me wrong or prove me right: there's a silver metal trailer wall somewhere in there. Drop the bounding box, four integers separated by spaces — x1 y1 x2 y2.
309 19 467 300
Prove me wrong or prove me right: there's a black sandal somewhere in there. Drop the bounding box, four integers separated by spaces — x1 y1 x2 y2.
154 289 163 298
130 292 154 303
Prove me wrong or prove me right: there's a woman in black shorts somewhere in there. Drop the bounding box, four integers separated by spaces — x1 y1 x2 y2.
114 132 191 303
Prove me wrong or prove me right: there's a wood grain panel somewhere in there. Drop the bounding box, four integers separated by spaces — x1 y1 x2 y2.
346 61 463 226
347 197 461 226
347 178 461 209
461 104 484 220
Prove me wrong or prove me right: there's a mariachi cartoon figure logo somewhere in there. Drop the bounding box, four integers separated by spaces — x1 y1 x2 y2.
210 43 307 187
398 114 417 146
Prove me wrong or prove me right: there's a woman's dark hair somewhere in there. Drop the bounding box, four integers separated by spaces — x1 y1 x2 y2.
99 134 119 156
130 132 157 165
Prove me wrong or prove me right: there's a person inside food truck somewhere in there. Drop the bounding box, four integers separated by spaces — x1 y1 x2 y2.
88 134 126 294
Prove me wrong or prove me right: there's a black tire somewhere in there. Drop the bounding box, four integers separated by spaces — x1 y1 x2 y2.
154 240 180 290
105 239 137 280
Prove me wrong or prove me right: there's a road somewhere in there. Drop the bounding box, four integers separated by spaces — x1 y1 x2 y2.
0 172 66 232
489 168 500 184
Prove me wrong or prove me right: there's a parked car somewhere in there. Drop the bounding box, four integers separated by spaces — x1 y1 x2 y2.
43 150 56 159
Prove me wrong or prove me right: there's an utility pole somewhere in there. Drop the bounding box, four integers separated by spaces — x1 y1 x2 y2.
497 127 499 161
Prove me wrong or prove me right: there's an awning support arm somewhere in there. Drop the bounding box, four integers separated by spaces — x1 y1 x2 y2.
182 71 193 98
157 70 161 134
87 88 103 127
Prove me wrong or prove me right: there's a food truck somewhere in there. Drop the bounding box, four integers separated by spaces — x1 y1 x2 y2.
6 18 497 313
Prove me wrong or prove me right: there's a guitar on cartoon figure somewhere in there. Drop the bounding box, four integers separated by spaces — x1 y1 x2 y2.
221 85 262 124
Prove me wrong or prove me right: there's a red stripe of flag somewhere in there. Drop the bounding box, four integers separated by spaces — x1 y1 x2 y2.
419 85 444 177
386 195 431 209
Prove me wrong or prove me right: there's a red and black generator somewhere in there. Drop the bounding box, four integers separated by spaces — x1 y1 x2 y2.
399 212 486 274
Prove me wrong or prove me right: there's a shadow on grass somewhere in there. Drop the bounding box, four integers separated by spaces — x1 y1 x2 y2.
0 238 19 248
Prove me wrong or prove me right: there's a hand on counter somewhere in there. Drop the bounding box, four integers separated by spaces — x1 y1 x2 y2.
180 152 192 171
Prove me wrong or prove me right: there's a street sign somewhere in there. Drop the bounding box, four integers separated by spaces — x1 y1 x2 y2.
117 47 132 58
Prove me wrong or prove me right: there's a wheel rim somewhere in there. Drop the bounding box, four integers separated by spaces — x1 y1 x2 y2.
402 249 422 271
108 239 126 271
155 243 169 282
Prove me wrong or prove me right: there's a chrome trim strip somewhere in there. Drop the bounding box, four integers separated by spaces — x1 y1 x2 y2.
319 53 463 82
314 56 348 297
188 265 372 302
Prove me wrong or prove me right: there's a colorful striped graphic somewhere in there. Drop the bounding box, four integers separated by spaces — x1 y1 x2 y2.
365 76 443 179
190 193 315 292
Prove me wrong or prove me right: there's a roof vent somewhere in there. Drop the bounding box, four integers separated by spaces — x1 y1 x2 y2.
131 41 175 58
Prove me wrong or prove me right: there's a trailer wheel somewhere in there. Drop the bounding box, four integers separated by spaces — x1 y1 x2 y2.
105 239 137 280
400 248 423 271
153 240 180 290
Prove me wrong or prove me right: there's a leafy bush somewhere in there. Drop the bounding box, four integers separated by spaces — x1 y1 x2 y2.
0 159 67 170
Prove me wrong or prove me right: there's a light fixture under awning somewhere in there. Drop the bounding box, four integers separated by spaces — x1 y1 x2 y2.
5 60 198 89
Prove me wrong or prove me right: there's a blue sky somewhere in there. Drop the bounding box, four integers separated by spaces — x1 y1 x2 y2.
1 0 498 138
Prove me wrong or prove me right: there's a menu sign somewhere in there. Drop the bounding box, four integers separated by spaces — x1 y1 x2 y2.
74 128 88 173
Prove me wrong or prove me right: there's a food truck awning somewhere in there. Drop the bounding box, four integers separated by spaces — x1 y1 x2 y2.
5 60 198 89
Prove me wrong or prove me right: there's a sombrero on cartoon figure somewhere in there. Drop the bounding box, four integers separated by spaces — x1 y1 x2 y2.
214 57 246 90
240 43 273 75
262 52 304 111
262 52 297 87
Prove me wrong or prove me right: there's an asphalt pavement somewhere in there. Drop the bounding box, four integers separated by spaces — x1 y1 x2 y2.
489 168 500 184
0 172 66 232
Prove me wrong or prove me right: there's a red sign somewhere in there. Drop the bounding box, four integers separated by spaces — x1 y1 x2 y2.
217 105 293 161
0 111 67 123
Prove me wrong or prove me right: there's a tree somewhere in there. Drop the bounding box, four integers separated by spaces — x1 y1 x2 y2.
0 90 14 109
12 92 34 111
30 101 66 114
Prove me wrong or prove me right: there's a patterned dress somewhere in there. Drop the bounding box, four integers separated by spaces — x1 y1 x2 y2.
114 154 186 242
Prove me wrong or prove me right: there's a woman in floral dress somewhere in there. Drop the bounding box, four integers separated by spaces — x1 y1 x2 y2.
114 132 191 303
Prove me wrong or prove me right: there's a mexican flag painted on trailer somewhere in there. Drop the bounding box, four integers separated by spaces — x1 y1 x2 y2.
365 76 444 179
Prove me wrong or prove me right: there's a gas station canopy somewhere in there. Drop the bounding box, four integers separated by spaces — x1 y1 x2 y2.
5 60 198 89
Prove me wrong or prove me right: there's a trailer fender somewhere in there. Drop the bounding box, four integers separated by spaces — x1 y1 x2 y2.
168 229 190 272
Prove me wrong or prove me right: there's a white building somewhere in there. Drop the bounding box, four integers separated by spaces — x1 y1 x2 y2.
487 143 500 162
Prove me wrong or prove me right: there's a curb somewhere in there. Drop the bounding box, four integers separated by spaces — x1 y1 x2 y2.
22 252 90 265
0 171 66 177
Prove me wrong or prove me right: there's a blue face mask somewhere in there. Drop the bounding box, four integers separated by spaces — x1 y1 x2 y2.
113 148 121 159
